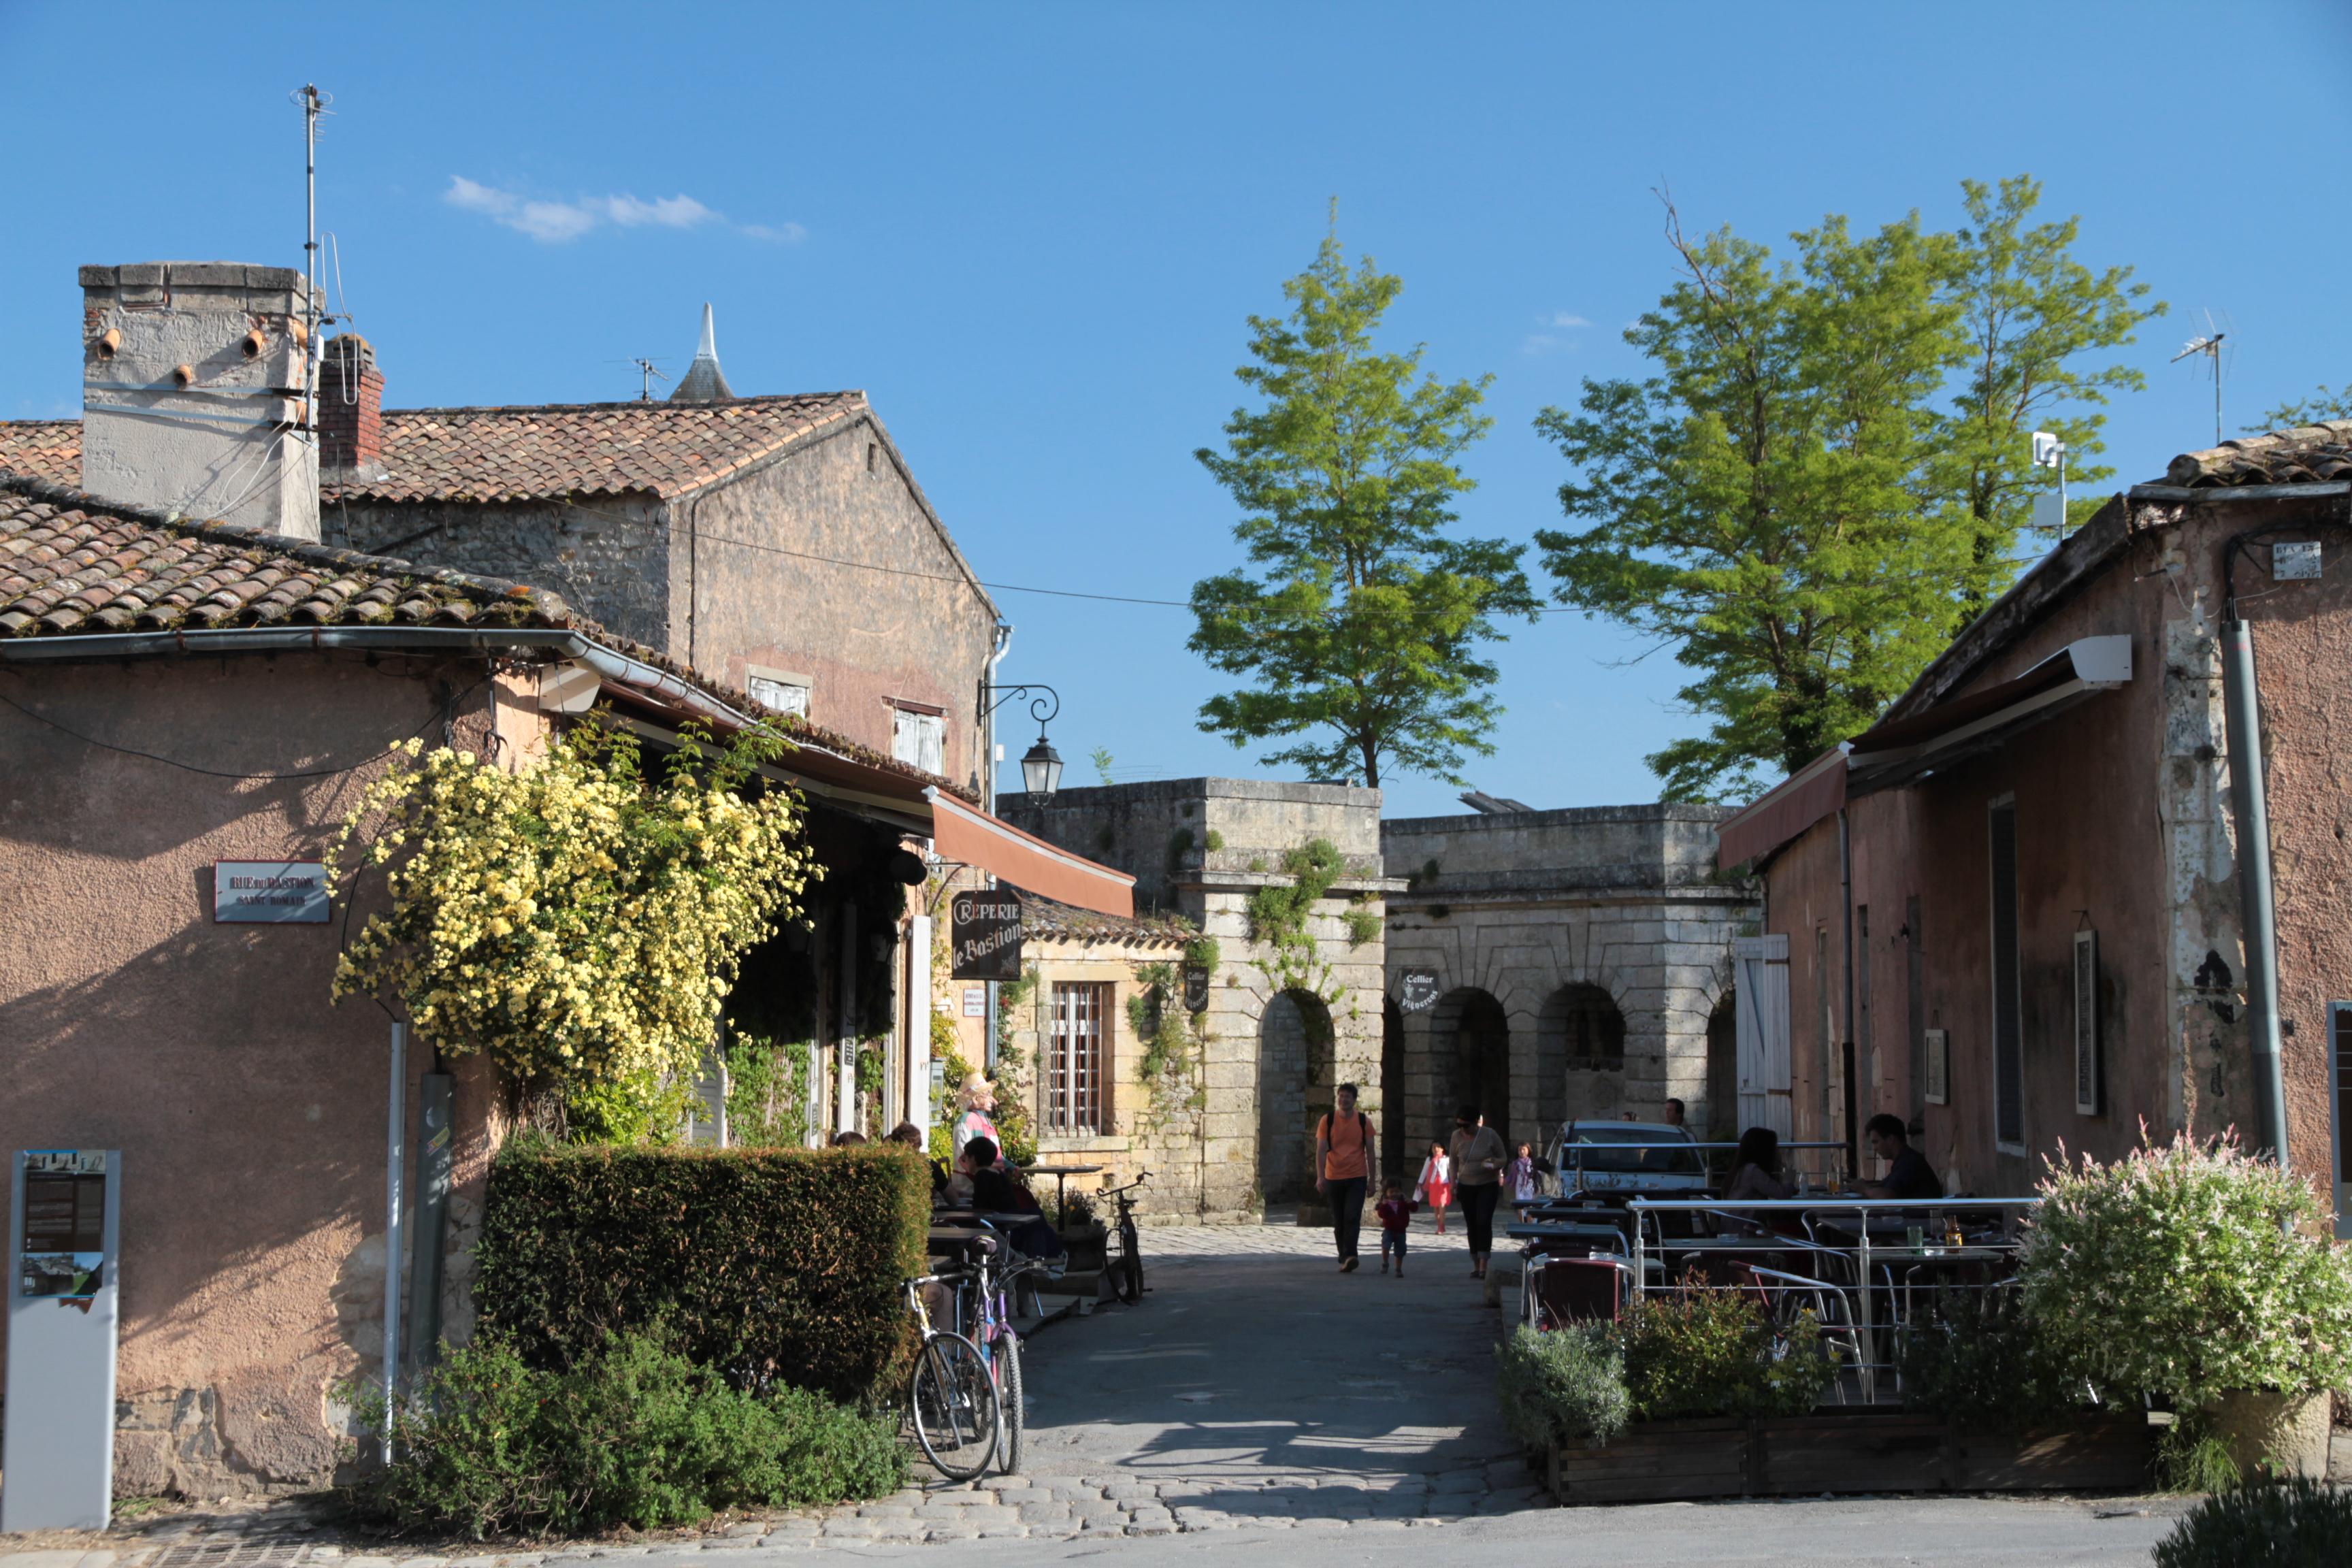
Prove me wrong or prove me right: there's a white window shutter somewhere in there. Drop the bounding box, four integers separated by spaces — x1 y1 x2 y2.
1733 934 1793 1137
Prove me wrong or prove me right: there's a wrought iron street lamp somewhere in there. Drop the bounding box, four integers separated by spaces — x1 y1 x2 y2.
979 681 1063 808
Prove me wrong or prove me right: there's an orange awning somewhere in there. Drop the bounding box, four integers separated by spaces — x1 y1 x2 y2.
925 788 1137 919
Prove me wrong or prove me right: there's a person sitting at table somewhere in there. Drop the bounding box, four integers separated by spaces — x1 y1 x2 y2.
960 1136 1064 1260
1857 1114 1943 1200
889 1121 951 1198
951 1073 1002 1166
1723 1126 1796 1203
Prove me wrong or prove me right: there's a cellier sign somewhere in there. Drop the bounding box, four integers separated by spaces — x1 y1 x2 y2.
950 890 1024 981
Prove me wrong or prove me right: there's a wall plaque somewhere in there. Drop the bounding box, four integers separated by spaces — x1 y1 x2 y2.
949 891 1024 981
1398 970 1441 1013
212 861 330 924
1181 964 1211 1013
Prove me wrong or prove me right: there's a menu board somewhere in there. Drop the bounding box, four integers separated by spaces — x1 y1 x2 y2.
20 1155 107 1298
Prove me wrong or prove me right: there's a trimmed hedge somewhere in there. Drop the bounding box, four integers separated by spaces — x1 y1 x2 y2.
474 1143 930 1400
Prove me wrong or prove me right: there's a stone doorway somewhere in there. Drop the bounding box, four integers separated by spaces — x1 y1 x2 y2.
1543 983 1627 1126
1258 987 1337 1204
1433 987 1511 1143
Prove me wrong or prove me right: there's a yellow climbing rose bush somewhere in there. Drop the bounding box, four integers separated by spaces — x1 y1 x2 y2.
329 721 817 1092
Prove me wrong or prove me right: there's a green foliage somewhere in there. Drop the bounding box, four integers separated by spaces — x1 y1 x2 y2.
1618 1289 1837 1420
928 1024 970 1167
1537 178 2162 799
1089 745 1115 786
1203 829 1226 853
2154 1477 2352 1567
2019 1131 2352 1407
2253 385 2352 432
1166 827 1195 868
1245 838 1347 996
1896 1288 2086 1431
1126 962 1200 1121
349 1330 904 1539
854 1037 886 1105
564 1068 698 1148
1190 218 1537 787
1343 902 1384 947
1183 935 1222 973
725 1033 812 1150
2154 1411 2242 1496
474 1143 928 1402
1495 1324 1631 1450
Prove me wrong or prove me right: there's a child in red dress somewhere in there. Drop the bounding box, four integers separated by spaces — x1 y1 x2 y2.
1374 1180 1417 1275
1414 1141 1453 1234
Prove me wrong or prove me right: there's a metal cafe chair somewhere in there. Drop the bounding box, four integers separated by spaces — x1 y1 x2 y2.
1739 1262 1865 1402
1526 1255 1633 1331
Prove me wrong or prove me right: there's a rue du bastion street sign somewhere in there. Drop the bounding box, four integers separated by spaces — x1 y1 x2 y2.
212 861 331 924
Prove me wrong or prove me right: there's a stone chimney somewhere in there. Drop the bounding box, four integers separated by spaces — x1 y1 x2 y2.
318 334 385 477
80 262 318 540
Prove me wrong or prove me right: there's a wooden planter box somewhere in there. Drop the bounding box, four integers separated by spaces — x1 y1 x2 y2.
1546 1411 2150 1505
1060 1222 1108 1273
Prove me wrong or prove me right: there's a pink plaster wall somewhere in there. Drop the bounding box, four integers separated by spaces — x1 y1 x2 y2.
0 651 514 1495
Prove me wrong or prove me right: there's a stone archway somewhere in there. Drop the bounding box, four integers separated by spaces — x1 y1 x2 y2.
1258 987 1337 1204
1541 983 1627 1125
1432 987 1511 1143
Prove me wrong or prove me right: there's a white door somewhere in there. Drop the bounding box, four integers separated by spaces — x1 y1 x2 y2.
1733 934 1793 1137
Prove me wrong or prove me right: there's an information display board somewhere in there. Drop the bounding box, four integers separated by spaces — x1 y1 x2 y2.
4 1149 121 1531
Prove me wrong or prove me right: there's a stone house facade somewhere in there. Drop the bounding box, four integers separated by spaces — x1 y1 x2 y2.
1718 421 2352 1210
1004 779 1395 1220
1381 805 1759 1165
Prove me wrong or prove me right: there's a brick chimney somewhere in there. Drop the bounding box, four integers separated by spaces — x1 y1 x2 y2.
318 334 385 476
80 262 318 540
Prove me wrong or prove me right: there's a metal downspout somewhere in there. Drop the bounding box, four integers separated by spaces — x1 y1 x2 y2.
982 621 1013 1071
1840 808 1858 1177
2221 619 2291 1165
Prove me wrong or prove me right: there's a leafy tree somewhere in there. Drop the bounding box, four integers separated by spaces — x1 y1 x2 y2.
1191 226 1536 787
1537 179 2161 800
2252 385 2352 431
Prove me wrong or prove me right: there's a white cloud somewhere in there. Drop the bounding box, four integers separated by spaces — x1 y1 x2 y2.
444 176 796 245
1550 312 1593 329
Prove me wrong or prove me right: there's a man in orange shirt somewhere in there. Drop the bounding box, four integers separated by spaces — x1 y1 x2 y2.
1316 1082 1376 1273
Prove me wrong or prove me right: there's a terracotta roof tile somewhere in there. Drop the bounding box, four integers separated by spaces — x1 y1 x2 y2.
1 393 868 504
1014 889 1194 948
0 474 573 638
2164 420 2352 488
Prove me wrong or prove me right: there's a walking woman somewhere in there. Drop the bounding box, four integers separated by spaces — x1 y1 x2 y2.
1448 1106 1508 1280
1414 1140 1453 1234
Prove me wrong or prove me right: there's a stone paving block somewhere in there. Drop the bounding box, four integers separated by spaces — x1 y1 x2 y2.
1432 1468 1487 1492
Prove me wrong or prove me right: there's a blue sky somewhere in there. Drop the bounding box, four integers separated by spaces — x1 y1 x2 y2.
3 2 2347 818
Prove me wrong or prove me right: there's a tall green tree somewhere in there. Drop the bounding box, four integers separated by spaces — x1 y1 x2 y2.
1537 179 2161 801
1190 229 1535 787
2253 385 2352 430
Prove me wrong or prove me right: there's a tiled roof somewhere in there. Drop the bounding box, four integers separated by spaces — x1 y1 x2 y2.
0 420 76 485
1014 889 1194 948
2164 420 2352 488
0 474 572 638
0 393 869 504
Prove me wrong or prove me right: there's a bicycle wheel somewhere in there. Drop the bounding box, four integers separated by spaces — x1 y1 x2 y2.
909 1331 998 1481
1111 1216 1145 1304
992 1330 1025 1475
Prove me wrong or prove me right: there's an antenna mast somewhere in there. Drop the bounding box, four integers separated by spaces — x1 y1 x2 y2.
2172 329 2226 446
297 84 329 439
631 358 670 402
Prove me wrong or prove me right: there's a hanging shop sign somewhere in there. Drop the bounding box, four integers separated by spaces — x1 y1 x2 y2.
212 861 330 924
949 891 1024 981
1397 970 1441 1013
1182 964 1211 1013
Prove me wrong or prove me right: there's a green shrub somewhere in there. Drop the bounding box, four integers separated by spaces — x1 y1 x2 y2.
1496 1324 1630 1450
1619 1289 1836 1420
474 1143 928 1401
354 1330 905 1539
2021 1131 2352 1407
1897 1289 2087 1431
2153 1411 2242 1495
2153 1477 2352 1567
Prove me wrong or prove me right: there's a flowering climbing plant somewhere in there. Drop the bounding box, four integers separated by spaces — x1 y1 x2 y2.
329 718 817 1095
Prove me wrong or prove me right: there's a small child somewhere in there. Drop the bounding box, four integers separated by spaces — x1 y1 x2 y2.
1507 1141 1539 1203
1373 1180 1416 1276
1416 1141 1453 1234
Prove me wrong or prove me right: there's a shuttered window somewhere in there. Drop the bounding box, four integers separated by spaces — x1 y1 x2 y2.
1048 982 1111 1134
1990 802 2024 1151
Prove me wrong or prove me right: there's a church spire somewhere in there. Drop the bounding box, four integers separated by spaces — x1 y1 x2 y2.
669 301 735 402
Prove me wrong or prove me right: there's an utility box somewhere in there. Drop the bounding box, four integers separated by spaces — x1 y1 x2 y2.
3 1149 122 1530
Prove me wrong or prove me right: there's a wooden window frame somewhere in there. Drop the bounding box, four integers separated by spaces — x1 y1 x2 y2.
1047 981 1113 1136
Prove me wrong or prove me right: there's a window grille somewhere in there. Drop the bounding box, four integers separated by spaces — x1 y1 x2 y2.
1048 981 1111 1134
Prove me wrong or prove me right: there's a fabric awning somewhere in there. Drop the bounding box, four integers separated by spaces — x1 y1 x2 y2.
926 787 1137 919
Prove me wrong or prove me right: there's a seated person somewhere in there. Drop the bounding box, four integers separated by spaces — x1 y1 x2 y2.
1856 1113 1943 1200
887 1121 950 1198
960 1137 1064 1260
1723 1125 1796 1203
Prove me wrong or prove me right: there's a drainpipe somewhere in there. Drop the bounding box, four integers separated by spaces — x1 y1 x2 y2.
382 1019 406 1463
982 621 1014 1070
2221 620 2291 1166
1839 809 1858 1179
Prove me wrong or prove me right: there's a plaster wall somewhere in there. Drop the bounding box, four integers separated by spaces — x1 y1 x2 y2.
1757 494 2352 1203
0 653 514 1497
1382 806 1758 1155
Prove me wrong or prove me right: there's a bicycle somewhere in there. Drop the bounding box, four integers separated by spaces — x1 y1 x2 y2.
1100 1171 1149 1305
902 1270 998 1480
958 1230 1046 1474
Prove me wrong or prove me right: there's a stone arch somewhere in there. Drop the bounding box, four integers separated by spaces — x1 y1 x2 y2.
1705 987 1739 1138
1258 987 1337 1204
1540 982 1627 1125
1431 987 1512 1143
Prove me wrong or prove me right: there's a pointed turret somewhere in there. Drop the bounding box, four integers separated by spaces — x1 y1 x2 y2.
669 302 735 402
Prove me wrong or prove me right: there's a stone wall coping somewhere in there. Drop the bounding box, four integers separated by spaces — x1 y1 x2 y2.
1382 801 1739 834
1040 776 1382 807
1181 870 1407 894
1388 869 1757 899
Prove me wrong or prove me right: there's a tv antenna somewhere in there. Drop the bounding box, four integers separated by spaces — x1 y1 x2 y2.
291 84 337 440
630 358 671 402
2171 308 2234 445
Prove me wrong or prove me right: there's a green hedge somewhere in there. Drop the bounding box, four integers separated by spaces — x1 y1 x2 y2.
474 1143 930 1400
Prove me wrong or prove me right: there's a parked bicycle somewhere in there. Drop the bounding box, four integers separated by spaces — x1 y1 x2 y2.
902 1269 997 1480
958 1230 1047 1474
1100 1171 1149 1305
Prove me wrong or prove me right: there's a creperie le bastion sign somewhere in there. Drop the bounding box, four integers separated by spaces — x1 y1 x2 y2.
950 890 1023 981
212 861 331 924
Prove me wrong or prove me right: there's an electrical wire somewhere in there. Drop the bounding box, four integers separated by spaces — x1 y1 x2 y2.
0 678 482 781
